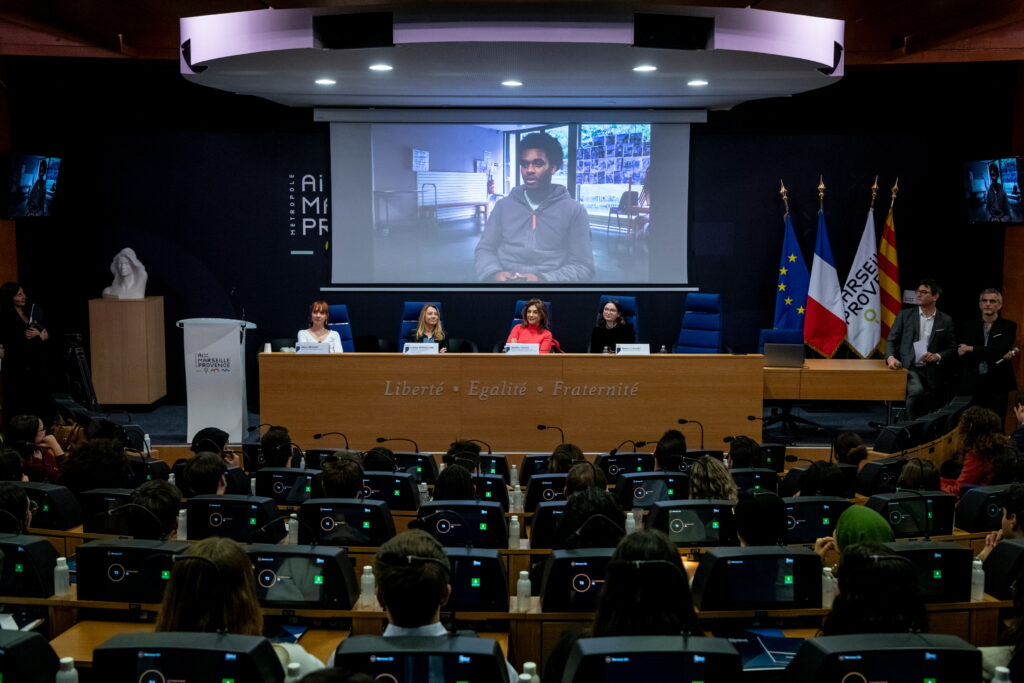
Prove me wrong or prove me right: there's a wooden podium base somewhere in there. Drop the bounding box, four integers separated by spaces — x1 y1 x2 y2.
88 296 166 404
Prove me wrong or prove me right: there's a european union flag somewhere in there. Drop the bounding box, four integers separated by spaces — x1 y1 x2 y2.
773 213 810 329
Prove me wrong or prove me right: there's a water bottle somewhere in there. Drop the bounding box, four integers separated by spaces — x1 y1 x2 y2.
439 462 446 473
55 656 78 683
284 662 302 683
993 666 1011 682
603 346 612 354
168 472 176 487
287 513 299 544
250 475 257 495
516 570 531 613
510 464 519 487
518 675 532 682
523 661 540 683
177 509 187 540
659 345 669 353
53 557 70 598
360 565 376 610
418 482 429 504
625 511 637 534
821 567 837 608
143 433 152 455
971 558 985 602
509 515 520 549
511 485 524 513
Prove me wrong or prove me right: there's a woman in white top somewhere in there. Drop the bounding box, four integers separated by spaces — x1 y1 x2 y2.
297 300 343 352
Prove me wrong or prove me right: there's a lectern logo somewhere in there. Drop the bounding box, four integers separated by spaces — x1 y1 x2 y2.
195 352 231 373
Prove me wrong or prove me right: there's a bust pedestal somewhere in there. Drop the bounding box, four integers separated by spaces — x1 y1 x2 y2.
88 296 166 404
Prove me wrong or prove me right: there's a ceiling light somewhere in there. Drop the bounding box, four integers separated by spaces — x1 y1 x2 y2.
633 65 657 72
687 79 709 87
368 64 393 71
314 78 336 85
501 80 523 87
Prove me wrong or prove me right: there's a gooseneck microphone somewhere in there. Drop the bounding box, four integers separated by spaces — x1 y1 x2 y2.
537 424 565 442
677 419 705 449
609 440 637 457
895 483 933 541
377 437 420 452
247 423 272 433
466 439 493 454
746 416 764 421
313 431 350 449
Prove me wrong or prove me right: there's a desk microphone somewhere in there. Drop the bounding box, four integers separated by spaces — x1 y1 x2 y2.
609 440 636 456
895 485 933 541
537 425 565 442
747 416 764 421
314 431 350 449
377 437 420 453
784 455 815 465
466 439 493 454
247 423 272 433
677 419 705 449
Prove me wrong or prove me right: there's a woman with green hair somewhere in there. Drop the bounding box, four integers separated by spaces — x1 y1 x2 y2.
814 505 895 561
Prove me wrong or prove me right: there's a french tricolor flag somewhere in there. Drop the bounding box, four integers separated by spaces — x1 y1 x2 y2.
804 211 848 357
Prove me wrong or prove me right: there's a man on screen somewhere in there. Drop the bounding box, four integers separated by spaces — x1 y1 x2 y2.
474 132 595 282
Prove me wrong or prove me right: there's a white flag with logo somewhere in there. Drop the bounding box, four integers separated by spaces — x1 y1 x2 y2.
841 209 881 358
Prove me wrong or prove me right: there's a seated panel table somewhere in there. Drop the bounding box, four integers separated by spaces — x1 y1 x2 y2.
259 353 765 452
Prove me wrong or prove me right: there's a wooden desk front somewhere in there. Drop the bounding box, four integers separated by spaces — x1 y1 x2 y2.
764 359 906 401
260 353 764 452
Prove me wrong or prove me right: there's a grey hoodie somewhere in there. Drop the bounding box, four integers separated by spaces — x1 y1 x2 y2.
474 184 595 282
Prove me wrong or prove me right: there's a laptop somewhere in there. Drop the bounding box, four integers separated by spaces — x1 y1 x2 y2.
763 343 805 368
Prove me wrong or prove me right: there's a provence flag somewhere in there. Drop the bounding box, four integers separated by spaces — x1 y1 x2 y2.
773 213 810 329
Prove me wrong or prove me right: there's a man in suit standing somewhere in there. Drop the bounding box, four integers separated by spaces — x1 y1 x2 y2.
958 288 1019 418
885 278 957 419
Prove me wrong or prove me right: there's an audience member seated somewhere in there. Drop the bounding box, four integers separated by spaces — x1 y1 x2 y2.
57 438 130 503
798 461 847 497
653 429 686 471
1014 403 1024 452
443 440 480 473
544 529 701 682
588 298 636 354
836 432 869 469
0 481 32 533
727 435 762 469
549 443 583 474
318 455 364 498
897 458 941 490
942 406 1009 496
814 505 895 563
129 479 183 540
566 461 606 494
553 487 626 550
980 562 1024 680
990 445 1024 485
261 425 296 468
0 448 25 481
687 455 738 503
184 452 228 497
363 447 396 472
188 425 241 469
819 542 928 636
979 483 1024 562
431 464 476 501
156 537 323 675
5 414 60 482
734 490 786 546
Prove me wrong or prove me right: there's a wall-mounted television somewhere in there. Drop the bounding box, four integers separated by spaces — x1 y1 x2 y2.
964 157 1021 223
6 154 61 218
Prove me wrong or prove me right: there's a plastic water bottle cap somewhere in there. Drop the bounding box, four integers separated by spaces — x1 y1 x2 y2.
519 570 529 580
59 657 74 670
363 565 373 574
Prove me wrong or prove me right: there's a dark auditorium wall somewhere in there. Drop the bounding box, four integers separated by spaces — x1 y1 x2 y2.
3 56 1015 407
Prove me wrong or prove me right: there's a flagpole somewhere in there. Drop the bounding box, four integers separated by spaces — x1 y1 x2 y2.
818 175 826 212
871 175 879 210
779 179 790 217
890 177 899 209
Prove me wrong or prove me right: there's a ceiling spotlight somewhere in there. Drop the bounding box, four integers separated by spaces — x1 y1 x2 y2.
687 79 709 87
501 80 523 87
368 64 393 71
633 65 657 72
314 78 336 85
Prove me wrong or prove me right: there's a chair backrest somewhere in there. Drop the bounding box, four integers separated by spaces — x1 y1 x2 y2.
327 304 354 352
398 301 442 352
512 299 553 329
616 190 639 212
335 635 510 683
757 327 804 352
0 630 60 683
524 473 568 512
361 472 420 511
298 498 396 546
676 292 723 354
415 500 508 548
598 294 639 339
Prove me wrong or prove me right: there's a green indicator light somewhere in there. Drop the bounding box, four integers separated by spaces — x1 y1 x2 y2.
822 518 830 525
925 679 936 683
754 485 761 489
933 570 942 579
161 570 171 580
479 523 487 530
305 486 311 493
667 489 674 495
711 521 720 529
13 564 22 573
42 505 49 512
485 492 492 498
249 517 257 525
223 679 235 683
394 490 400 496
927 511 933 519
417 467 422 472
489 468 496 474
784 575 793 585
362 521 371 529
471 577 481 587
636 466 642 471
314 576 324 585
146 475 152 480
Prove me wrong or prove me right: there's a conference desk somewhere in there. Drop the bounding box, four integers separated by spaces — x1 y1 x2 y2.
763 358 906 401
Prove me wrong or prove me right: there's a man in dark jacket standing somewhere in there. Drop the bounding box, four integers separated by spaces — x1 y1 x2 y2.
959 288 1018 417
474 132 595 282
885 278 956 419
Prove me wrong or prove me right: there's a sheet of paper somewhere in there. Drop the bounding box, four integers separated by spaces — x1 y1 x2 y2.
913 339 928 362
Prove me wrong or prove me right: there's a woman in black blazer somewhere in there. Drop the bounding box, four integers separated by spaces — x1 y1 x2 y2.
588 299 635 353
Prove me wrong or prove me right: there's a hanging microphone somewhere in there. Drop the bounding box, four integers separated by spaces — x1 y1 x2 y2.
609 440 637 456
537 425 565 441
677 419 705 449
466 439 493 454
377 437 420 452
313 432 350 449
247 423 272 433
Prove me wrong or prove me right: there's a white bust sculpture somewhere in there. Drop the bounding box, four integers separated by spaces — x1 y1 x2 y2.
102 247 148 300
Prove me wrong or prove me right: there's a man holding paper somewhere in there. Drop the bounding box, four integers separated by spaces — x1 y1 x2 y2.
885 278 956 419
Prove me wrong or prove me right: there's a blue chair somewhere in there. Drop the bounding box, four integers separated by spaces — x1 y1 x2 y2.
598 295 638 340
757 327 803 352
675 293 722 354
327 304 355 353
398 301 442 352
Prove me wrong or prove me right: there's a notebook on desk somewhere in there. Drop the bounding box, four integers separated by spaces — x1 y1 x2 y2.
764 343 805 368
716 628 804 671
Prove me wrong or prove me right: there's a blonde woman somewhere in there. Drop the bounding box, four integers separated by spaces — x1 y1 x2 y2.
687 455 738 504
405 303 448 352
